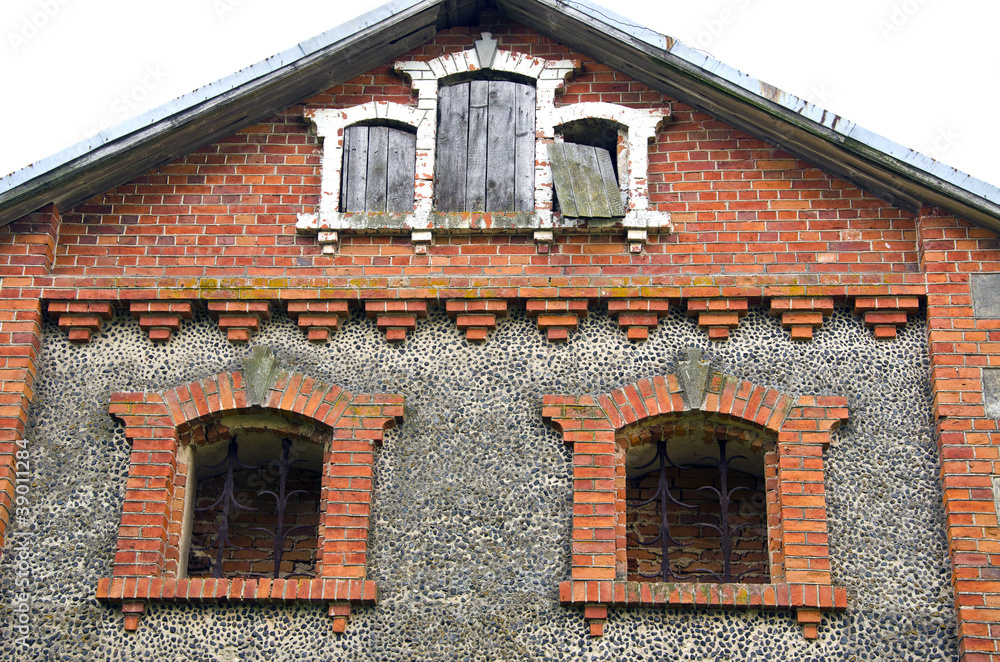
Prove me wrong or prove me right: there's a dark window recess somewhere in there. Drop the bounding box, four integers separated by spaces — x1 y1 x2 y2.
340 124 416 213
435 79 535 212
626 434 769 584
549 141 624 218
188 438 322 579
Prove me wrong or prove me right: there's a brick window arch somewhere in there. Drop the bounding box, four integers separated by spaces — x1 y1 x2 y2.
96 351 403 634
542 350 848 639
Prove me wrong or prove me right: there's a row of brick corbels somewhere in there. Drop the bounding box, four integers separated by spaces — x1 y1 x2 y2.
0 203 60 277
0 299 43 549
44 296 925 346
542 374 847 639
104 369 403 631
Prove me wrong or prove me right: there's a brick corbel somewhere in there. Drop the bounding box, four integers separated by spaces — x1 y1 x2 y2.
287 300 351 342
687 298 748 341
129 301 195 342
206 301 271 343
853 296 920 340
48 300 115 343
445 299 508 342
607 298 670 341
365 300 428 342
526 299 588 342
769 297 834 341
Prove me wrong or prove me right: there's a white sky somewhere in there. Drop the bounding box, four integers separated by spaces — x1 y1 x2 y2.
2 0 998 190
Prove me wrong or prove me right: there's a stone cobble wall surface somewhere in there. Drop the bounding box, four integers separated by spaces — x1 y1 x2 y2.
0 304 956 661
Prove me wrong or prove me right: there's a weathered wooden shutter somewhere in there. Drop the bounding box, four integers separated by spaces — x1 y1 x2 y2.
549 142 624 218
435 79 535 212
340 125 416 213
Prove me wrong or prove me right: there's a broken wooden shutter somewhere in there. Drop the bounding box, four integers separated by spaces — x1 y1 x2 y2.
435 79 535 212
549 142 624 218
340 124 416 213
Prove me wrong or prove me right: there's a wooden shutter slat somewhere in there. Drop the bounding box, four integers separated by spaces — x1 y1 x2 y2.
387 129 416 213
549 143 578 217
365 126 390 212
344 125 369 212
513 83 535 212
435 83 469 212
466 80 489 212
596 147 623 216
486 80 516 212
339 127 352 213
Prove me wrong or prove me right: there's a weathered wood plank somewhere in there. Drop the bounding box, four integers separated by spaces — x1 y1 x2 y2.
387 128 416 213
339 126 353 213
513 83 535 212
344 125 369 212
435 82 469 212
365 125 390 212
568 143 604 217
549 142 578 217
486 80 516 212
595 146 624 216
466 80 489 212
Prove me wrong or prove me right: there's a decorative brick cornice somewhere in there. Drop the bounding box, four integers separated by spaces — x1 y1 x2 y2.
445 299 508 342
686 298 748 341
48 300 114 343
206 300 271 343
129 301 195 342
287 300 351 342
365 300 428 343
542 352 848 639
769 297 834 341
606 298 670 341
526 299 588 342
853 296 920 340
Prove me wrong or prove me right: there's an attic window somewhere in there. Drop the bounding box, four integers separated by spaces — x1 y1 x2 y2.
435 77 535 212
340 123 416 213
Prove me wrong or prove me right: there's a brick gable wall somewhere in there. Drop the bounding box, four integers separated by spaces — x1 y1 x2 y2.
0 12 991 661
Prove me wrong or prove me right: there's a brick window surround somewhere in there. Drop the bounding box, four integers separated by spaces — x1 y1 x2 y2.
542 351 849 638
95 354 403 633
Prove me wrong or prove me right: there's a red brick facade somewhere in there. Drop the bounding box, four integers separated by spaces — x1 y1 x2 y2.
0 13 995 659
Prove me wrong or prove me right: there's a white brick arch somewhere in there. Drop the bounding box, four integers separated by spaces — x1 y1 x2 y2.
305 102 428 216
550 102 669 215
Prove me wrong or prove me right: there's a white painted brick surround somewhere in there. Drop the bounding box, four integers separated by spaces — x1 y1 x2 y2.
296 35 672 245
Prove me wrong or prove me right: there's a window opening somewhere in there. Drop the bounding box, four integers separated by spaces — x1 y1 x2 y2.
189 436 322 580
339 122 416 213
626 427 769 584
435 77 535 212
